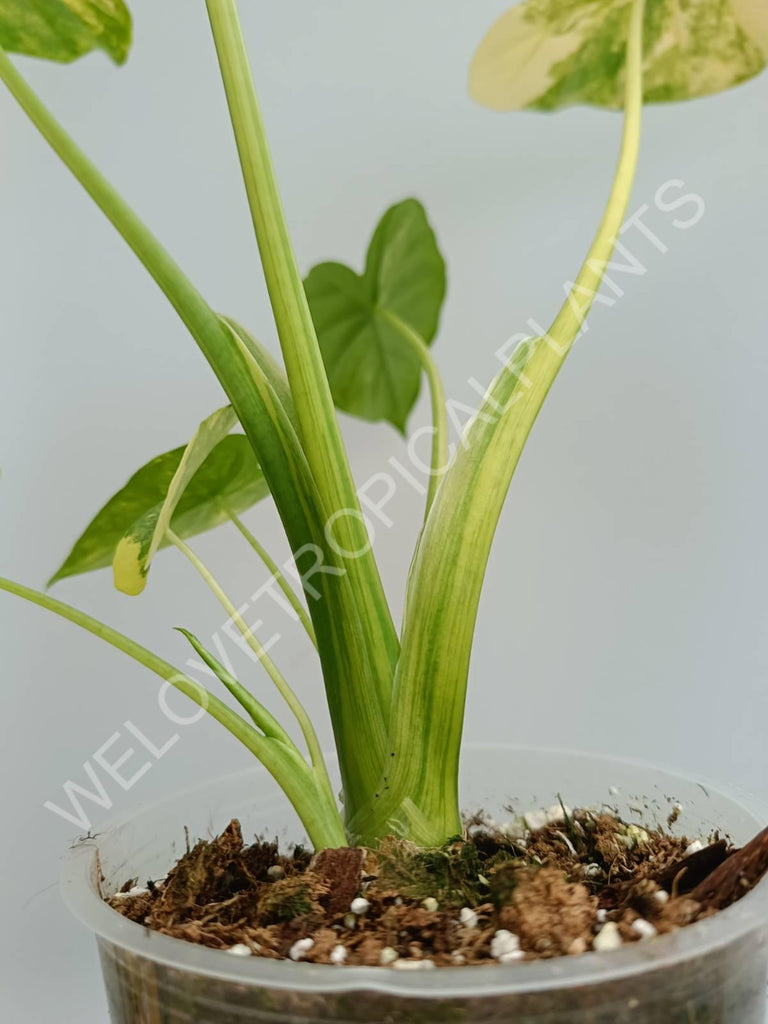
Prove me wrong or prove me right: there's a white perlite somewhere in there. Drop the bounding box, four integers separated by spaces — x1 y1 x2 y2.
379 947 400 966
654 889 670 905
498 820 525 840
343 913 357 930
227 944 252 957
112 886 150 899
289 938 314 962
392 958 435 971
522 805 571 830
421 897 439 912
459 907 479 929
330 945 347 965
491 930 524 963
267 865 285 880
631 919 658 941
546 803 571 825
499 950 525 964
596 909 608 924
685 839 704 856
523 809 549 832
350 897 370 915
593 922 622 952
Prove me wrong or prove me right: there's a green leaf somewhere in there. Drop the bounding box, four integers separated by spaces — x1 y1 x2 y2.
113 406 240 595
304 199 446 434
469 0 768 112
0 0 132 65
50 423 269 587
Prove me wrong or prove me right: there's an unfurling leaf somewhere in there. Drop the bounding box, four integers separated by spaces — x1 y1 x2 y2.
470 0 768 112
50 416 270 588
304 199 446 434
113 406 237 595
0 0 132 65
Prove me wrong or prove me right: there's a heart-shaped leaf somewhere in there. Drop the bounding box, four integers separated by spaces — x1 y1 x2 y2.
0 0 132 65
50 426 269 587
304 199 446 434
470 0 768 112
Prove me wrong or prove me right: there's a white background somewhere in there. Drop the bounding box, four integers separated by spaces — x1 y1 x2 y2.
1 1 767 1019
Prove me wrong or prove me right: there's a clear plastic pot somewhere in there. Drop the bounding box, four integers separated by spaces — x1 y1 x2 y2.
62 745 768 1023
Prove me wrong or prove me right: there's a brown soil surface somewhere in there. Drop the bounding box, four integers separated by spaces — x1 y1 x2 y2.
106 812 768 968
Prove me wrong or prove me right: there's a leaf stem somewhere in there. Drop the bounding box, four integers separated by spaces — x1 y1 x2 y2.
176 626 298 749
225 509 317 647
204 0 400 707
0 48 329 591
166 529 331 788
219 319 393 819
0 40 389 828
355 0 648 847
547 0 646 348
378 309 449 516
0 576 346 849
0 46 223 380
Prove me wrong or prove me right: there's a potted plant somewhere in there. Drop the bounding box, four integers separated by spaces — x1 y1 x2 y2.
2 0 767 1021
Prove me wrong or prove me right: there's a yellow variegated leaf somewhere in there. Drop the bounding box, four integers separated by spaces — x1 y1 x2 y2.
470 0 767 111
113 406 239 595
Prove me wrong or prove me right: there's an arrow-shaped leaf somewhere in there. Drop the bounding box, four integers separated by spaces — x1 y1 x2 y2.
50 411 270 587
0 0 132 66
304 199 446 434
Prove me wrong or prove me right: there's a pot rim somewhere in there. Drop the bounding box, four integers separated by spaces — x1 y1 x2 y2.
61 742 768 998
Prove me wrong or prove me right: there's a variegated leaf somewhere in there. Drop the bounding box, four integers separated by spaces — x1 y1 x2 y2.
0 0 131 65
50 420 269 588
470 0 768 111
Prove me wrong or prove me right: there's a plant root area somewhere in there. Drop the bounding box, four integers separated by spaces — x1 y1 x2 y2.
107 809 768 968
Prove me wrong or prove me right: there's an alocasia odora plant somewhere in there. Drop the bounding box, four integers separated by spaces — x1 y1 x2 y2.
0 0 765 850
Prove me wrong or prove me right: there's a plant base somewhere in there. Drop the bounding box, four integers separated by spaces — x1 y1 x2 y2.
62 747 768 1023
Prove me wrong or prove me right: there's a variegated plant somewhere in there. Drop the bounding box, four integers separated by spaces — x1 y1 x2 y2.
470 0 767 110
0 0 765 850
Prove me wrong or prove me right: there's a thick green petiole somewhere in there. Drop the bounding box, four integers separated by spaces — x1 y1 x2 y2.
204 0 399 716
350 0 648 846
0 46 391 826
218 321 391 824
0 48 330 614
